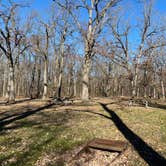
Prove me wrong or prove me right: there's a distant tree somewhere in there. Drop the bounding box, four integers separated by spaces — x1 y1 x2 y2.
32 22 50 100
98 0 166 98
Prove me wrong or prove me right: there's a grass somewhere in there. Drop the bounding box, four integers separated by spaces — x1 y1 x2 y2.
0 98 166 165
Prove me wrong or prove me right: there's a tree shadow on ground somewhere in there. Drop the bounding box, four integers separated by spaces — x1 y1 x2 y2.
0 109 83 166
0 102 56 131
0 98 34 106
148 102 166 110
99 103 166 166
0 121 68 166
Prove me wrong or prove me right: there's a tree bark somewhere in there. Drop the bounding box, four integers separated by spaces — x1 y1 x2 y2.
3 64 8 98
153 87 156 99
7 60 15 103
36 58 41 98
132 68 138 97
144 86 147 98
57 56 64 100
42 59 48 100
74 76 77 97
161 80 165 100
57 71 62 99
82 57 91 101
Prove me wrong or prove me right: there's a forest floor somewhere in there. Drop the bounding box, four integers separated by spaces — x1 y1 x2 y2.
0 97 166 166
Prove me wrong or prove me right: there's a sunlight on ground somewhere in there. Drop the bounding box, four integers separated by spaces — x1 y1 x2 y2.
0 98 165 165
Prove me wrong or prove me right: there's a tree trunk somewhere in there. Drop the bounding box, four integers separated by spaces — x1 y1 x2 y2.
144 86 147 98
3 64 8 98
161 80 165 100
74 77 77 97
132 57 140 97
57 55 64 100
121 87 123 96
153 87 156 99
36 58 41 98
7 61 15 103
131 80 134 96
81 58 91 101
57 70 62 99
42 60 48 100
132 71 138 97
137 87 140 98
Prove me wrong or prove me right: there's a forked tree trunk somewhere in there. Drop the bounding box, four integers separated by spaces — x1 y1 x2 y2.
42 60 48 100
7 61 15 103
82 57 91 101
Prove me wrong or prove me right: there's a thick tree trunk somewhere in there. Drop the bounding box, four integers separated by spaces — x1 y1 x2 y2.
131 80 134 96
153 87 156 99
161 80 165 100
7 61 15 103
3 64 8 98
82 58 91 101
137 87 140 98
121 87 123 96
36 58 41 98
42 60 48 100
132 56 141 97
29 60 36 99
57 70 62 99
74 77 77 97
144 86 147 98
57 56 64 100
132 72 138 97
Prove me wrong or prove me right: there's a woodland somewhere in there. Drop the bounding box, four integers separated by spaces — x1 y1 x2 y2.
0 0 166 166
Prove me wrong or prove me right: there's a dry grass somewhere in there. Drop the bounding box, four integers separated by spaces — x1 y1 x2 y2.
0 98 165 165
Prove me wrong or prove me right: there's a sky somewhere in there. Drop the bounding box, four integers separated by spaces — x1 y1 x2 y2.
1 0 166 54
27 0 166 54
1 0 166 27
155 0 166 13
26 0 166 16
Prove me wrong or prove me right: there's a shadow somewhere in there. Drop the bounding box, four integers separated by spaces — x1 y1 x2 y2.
148 102 166 110
100 103 166 166
130 98 166 110
1 124 67 165
67 109 111 120
0 102 55 131
0 98 34 106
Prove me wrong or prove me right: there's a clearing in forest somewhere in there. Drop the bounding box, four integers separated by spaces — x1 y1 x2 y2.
0 98 166 166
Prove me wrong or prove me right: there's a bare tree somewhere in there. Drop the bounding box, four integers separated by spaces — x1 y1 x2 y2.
98 0 166 98
56 20 68 100
32 20 52 100
56 0 121 100
0 2 29 103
